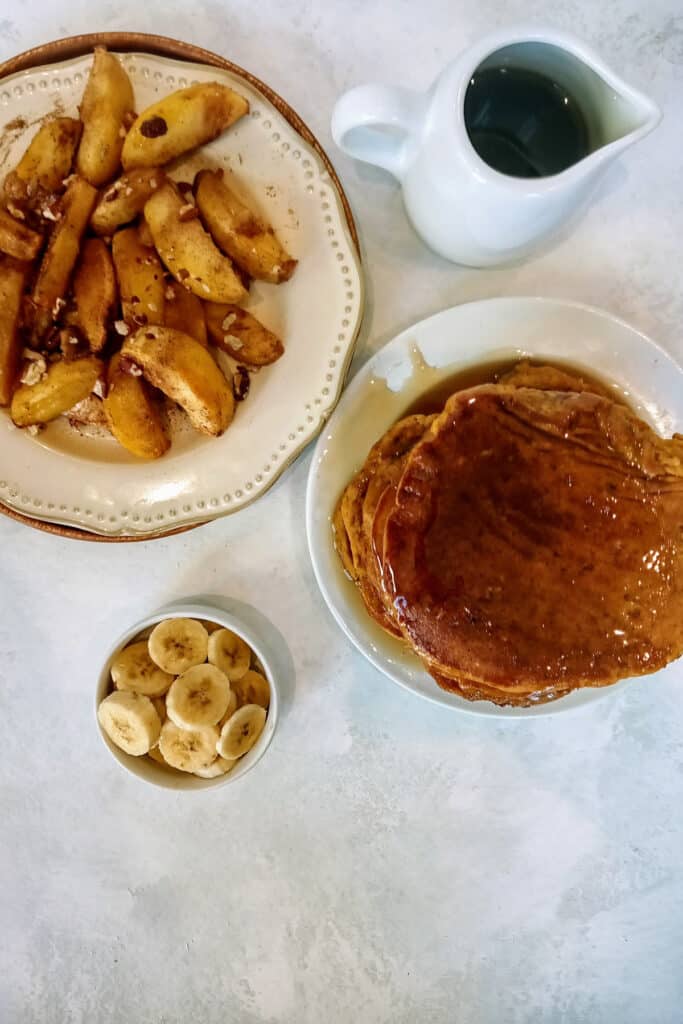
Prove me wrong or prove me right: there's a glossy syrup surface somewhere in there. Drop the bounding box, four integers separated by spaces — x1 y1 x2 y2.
401 357 624 417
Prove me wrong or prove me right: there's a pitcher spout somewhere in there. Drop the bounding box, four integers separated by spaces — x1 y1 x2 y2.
455 26 662 167
535 30 662 154
608 79 661 145
576 37 661 157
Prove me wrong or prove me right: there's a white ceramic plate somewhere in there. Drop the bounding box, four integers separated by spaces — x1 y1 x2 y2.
306 297 683 717
0 51 363 536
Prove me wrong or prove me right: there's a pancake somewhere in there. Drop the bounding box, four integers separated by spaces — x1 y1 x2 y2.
335 415 434 636
363 365 608 659
366 484 404 636
335 447 394 631
337 414 433 575
333 362 683 706
427 668 572 706
498 360 615 399
367 486 568 706
382 384 683 693
363 364 614 662
332 501 355 579
337 363 595 582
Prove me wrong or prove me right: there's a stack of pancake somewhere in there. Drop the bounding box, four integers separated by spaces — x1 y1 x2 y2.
334 363 683 706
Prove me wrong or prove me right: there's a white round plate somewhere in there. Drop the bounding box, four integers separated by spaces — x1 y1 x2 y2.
0 50 363 537
306 297 683 717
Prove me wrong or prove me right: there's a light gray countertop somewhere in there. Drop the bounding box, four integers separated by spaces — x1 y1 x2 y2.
1 3 682 1022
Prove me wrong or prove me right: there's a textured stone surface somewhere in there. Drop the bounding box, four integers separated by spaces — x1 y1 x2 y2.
1 3 683 1022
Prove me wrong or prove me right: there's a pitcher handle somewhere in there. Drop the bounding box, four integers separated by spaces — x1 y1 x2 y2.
331 84 424 181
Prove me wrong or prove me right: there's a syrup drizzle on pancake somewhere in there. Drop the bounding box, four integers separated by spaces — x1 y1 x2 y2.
332 354 680 706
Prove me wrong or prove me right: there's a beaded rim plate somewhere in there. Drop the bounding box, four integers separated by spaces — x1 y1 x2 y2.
0 35 363 539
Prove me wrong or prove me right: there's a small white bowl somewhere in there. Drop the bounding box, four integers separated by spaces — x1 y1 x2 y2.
95 601 279 790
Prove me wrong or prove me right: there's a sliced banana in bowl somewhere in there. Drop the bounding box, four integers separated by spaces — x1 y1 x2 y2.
95 601 278 790
97 691 161 756
148 618 209 674
158 721 220 772
217 704 267 759
111 641 174 697
166 664 231 729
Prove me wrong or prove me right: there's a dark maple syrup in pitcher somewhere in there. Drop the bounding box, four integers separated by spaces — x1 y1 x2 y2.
464 66 590 177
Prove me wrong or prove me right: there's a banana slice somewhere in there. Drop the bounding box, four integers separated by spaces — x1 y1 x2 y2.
218 688 238 728
158 720 219 772
166 664 230 729
152 697 167 725
207 628 251 681
200 619 221 634
148 618 208 674
98 691 161 756
111 640 174 697
148 744 168 766
232 669 270 710
193 756 236 779
216 704 266 760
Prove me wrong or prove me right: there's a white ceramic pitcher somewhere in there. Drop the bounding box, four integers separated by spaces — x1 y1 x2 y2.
331 27 661 267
